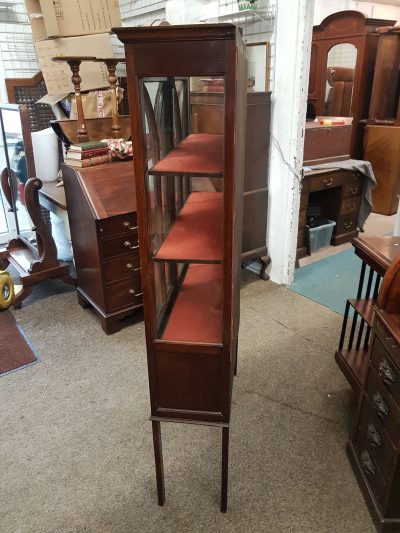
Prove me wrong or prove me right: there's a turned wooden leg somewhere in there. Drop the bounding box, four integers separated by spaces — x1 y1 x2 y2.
221 426 230 513
152 420 165 506
258 254 271 281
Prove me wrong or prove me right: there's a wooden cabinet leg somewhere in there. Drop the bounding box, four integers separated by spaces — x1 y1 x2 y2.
152 420 165 506
258 254 271 281
220 426 230 513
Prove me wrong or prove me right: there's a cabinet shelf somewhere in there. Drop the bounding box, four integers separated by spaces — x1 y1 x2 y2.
348 298 376 327
149 133 223 177
161 263 222 344
154 192 222 263
335 347 367 391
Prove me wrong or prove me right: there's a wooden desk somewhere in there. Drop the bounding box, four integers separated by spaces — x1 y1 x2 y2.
298 167 365 259
336 235 400 393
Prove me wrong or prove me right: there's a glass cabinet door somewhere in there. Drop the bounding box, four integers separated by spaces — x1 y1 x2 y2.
139 76 225 344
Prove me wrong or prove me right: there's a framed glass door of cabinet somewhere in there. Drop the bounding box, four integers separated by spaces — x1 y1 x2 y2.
139 76 225 344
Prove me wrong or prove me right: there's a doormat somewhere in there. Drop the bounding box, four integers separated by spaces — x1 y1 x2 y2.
289 248 362 316
0 310 40 376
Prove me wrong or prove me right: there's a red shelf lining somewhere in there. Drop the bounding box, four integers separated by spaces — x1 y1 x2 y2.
161 263 222 344
154 191 223 263
149 133 223 176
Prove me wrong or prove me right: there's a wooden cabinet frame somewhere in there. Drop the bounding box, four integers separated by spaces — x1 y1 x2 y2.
115 23 246 512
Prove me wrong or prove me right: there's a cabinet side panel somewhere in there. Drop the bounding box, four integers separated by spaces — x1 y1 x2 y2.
154 350 224 414
62 165 105 308
245 92 270 191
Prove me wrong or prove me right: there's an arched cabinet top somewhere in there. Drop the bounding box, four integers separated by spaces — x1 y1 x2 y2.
313 10 396 40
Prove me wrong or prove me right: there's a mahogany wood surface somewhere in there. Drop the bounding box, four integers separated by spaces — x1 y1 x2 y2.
62 160 141 334
297 168 364 259
308 11 395 159
154 192 222 263
150 133 223 176
162 263 222 343
348 252 400 531
368 30 400 125
190 91 271 277
363 125 400 215
114 23 246 511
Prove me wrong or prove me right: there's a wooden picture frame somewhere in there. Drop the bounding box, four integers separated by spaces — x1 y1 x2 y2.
246 41 270 92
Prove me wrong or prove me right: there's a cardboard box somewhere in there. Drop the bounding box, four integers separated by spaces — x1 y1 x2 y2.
34 33 113 95
25 0 121 40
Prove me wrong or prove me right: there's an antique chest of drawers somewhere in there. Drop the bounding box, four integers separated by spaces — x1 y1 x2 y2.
62 161 142 334
349 309 400 531
298 167 365 259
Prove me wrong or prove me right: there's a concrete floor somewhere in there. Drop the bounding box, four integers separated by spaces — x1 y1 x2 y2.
1 271 375 533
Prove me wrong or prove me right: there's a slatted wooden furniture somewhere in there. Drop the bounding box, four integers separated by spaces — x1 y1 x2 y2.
336 235 400 394
348 251 400 532
114 23 246 512
62 160 142 334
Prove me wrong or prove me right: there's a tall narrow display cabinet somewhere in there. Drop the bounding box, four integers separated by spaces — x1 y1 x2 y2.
114 24 246 512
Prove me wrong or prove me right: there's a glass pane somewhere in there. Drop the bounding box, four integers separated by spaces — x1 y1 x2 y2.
1 108 36 247
139 76 225 343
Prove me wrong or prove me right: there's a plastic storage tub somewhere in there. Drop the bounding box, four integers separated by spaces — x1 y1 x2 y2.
307 220 336 253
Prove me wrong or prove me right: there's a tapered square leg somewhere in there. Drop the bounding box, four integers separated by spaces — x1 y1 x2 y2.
151 420 165 506
220 426 230 513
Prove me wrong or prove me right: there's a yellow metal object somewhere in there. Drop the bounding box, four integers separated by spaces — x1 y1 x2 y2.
0 270 14 310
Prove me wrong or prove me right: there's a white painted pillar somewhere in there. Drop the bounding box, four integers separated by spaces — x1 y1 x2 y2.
267 0 315 285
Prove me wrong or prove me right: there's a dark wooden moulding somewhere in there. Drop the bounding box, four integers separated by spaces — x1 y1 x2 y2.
114 23 246 512
347 251 400 532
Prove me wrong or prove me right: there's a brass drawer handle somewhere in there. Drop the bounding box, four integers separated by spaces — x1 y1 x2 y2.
123 221 138 231
372 392 389 417
323 177 334 186
361 450 375 476
134 267 141 272
344 221 353 230
349 187 359 194
367 424 382 448
379 358 396 385
127 263 141 272
348 203 356 211
129 289 143 298
124 240 139 250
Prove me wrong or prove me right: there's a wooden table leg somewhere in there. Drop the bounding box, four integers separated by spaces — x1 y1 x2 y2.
221 425 230 513
152 420 165 506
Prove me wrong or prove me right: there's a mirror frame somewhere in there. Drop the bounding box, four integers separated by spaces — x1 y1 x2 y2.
0 103 38 252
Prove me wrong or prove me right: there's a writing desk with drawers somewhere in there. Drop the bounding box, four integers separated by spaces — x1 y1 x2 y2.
62 160 142 334
298 167 365 259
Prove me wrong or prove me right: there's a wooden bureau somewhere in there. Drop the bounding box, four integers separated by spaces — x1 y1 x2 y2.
298 167 365 259
349 308 400 532
62 160 142 334
364 125 400 215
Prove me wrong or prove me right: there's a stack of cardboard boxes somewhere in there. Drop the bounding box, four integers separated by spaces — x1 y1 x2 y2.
24 0 122 109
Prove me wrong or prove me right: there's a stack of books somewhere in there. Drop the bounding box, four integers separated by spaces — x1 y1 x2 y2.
64 141 110 167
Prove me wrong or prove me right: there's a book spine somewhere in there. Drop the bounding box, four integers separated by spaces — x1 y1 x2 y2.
67 148 108 159
70 141 108 151
79 154 110 167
